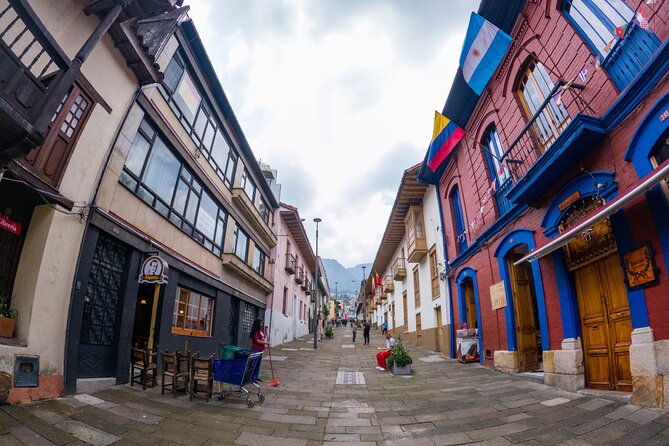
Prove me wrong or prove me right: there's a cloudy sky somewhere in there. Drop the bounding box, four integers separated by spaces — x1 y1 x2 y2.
188 1 479 268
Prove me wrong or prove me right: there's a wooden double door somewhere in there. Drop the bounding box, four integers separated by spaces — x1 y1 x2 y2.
573 253 632 391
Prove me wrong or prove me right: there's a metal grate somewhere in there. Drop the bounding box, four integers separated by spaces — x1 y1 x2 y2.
336 371 365 385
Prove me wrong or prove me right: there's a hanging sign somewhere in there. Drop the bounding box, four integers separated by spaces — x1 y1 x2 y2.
490 281 507 310
138 255 169 284
558 191 581 212
0 215 21 236
623 245 659 290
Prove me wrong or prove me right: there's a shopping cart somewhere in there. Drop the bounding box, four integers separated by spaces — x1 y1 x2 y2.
213 352 264 407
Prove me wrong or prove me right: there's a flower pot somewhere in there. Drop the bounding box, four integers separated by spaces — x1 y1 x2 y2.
0 316 16 338
391 363 411 375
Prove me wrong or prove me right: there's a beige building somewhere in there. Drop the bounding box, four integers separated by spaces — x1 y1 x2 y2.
0 0 182 403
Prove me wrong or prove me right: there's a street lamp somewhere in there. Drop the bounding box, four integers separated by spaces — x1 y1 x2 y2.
334 281 338 320
361 265 366 320
313 217 321 349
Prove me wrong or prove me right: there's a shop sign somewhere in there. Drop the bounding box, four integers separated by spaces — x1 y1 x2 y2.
623 244 659 290
0 215 21 236
659 109 669 123
558 191 581 212
490 281 507 310
138 255 169 284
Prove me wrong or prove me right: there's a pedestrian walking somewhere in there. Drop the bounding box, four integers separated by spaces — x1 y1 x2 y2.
382 320 388 335
351 319 357 343
363 320 371 345
376 331 396 371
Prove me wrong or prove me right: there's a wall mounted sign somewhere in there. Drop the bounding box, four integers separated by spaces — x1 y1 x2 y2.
490 281 507 310
0 215 21 236
138 255 169 284
623 244 659 290
558 191 581 212
659 109 669 122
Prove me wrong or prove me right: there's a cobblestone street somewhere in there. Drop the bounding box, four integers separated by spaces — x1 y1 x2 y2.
2 327 669 445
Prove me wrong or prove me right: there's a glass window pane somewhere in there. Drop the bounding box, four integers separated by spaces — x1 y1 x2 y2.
125 133 151 176
174 71 202 124
185 191 198 223
235 228 248 260
225 154 237 185
215 217 225 247
172 180 189 215
202 121 215 151
163 57 184 93
193 107 208 139
142 137 180 203
119 171 138 190
196 191 218 241
212 130 230 166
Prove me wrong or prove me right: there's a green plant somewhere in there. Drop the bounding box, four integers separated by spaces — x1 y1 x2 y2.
0 294 17 319
324 326 333 338
389 338 412 367
321 303 330 318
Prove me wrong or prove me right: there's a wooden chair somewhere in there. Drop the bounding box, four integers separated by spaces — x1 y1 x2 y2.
161 350 189 397
131 346 158 390
189 353 214 402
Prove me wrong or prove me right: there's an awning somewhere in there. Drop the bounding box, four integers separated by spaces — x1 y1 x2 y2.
515 158 669 265
4 160 75 211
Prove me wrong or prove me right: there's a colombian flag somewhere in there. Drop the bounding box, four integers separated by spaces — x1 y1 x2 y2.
426 111 465 173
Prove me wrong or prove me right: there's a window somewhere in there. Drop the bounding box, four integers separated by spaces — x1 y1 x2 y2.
413 266 420 309
161 52 238 188
120 118 228 255
428 246 440 299
282 287 288 316
517 60 570 150
259 197 270 224
252 247 266 277
242 302 257 334
172 287 214 337
450 186 468 254
563 0 633 57
25 84 94 187
233 224 249 261
402 290 408 329
483 126 510 187
241 169 257 202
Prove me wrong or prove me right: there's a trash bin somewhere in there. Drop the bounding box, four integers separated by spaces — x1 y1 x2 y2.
220 344 243 360
233 348 254 359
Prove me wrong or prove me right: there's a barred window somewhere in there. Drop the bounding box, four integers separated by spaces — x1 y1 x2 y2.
242 302 257 333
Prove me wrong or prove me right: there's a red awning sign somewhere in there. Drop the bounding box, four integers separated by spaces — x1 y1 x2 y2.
0 215 21 236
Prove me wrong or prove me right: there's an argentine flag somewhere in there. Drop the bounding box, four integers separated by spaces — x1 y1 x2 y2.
460 12 513 96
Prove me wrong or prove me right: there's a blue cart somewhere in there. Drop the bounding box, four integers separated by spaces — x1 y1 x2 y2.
213 352 264 407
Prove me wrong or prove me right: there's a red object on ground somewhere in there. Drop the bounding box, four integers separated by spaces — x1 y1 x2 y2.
267 345 280 386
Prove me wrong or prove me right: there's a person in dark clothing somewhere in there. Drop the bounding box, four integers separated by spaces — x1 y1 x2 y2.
363 320 371 345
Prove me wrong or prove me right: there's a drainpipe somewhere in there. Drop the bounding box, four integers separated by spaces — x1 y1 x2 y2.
435 185 455 358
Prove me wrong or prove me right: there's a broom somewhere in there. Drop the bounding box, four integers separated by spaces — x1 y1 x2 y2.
267 343 280 386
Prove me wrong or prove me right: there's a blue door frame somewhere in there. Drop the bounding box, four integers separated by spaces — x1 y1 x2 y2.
456 267 484 364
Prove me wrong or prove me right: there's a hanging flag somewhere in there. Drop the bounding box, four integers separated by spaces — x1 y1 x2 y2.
635 8 650 29
375 271 381 287
490 179 497 192
592 55 602 71
424 111 465 174
459 12 513 95
370 281 375 297
578 65 589 84
615 24 627 38
603 38 615 53
552 88 563 106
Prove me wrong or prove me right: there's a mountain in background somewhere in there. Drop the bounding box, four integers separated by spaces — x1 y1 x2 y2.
322 259 371 303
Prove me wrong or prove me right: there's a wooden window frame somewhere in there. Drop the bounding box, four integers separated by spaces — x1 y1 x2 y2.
171 287 214 337
413 265 420 309
402 290 408 330
429 245 440 299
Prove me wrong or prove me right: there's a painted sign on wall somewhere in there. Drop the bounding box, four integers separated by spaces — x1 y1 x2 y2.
490 281 507 310
0 215 21 236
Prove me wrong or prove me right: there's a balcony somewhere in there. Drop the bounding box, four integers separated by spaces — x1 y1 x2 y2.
603 21 661 92
392 257 407 280
0 0 73 161
383 275 394 293
405 206 427 262
301 277 310 291
285 253 296 275
501 80 606 206
295 266 304 284
222 253 272 293
232 188 277 248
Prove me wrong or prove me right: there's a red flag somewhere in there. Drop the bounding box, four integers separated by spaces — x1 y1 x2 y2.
375 272 382 287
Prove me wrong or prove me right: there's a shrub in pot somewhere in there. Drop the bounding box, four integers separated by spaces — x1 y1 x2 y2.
325 326 333 338
388 338 412 375
0 294 17 338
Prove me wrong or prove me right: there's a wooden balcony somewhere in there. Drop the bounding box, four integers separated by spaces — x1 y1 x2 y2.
285 253 296 275
405 206 427 262
295 266 304 284
222 253 272 293
302 277 311 292
0 0 73 161
383 275 394 293
232 187 277 248
392 257 407 280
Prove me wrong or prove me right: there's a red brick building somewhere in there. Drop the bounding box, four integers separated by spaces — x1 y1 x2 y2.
421 0 669 407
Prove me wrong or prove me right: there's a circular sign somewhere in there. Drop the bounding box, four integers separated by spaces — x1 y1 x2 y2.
138 255 169 284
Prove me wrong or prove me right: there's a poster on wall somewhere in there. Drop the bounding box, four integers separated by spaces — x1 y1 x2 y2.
490 281 507 310
623 244 659 290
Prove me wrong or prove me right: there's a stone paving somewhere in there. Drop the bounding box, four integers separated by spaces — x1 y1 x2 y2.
2 326 669 445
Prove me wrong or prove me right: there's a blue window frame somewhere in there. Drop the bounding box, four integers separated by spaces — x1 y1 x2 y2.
450 186 468 254
483 126 514 216
563 0 633 57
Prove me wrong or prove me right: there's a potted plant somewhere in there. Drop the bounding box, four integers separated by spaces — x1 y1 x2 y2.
388 338 412 375
324 326 333 339
0 294 17 338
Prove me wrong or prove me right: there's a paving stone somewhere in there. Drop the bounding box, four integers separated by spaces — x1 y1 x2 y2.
258 413 317 425
235 431 307 446
7 426 56 446
73 394 107 406
465 421 531 442
54 420 121 446
577 398 614 411
624 408 664 424
431 432 473 445
541 397 571 407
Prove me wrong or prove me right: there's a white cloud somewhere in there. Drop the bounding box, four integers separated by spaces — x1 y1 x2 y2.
187 0 478 267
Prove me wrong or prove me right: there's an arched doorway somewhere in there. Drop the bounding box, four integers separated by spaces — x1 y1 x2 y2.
560 196 632 391
463 278 477 330
506 244 542 373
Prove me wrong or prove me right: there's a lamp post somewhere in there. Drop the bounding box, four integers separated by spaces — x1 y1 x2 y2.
361 265 366 320
313 217 321 349
334 281 338 320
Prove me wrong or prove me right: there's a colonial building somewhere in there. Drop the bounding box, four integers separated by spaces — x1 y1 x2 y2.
0 0 183 403
367 164 451 353
420 0 669 407
265 202 318 346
